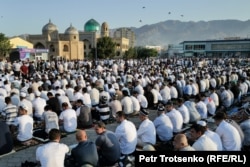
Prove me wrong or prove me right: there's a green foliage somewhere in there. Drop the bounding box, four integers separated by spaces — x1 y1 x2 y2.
94 37 116 59
0 33 12 57
124 47 137 59
125 46 158 59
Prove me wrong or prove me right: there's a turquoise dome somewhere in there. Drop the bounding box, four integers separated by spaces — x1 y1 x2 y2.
84 19 100 32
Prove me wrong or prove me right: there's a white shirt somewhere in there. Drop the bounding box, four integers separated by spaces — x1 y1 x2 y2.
36 142 69 167
115 119 137 155
130 96 140 112
81 93 92 108
210 92 219 107
166 108 183 133
108 100 122 117
153 113 173 141
134 84 144 95
59 108 77 132
19 99 33 117
196 101 208 119
73 92 84 102
209 78 217 88
32 97 47 118
65 88 75 102
192 134 218 151
151 89 159 103
215 120 242 151
200 80 207 93
205 130 223 151
136 94 148 108
137 118 156 145
121 96 133 114
13 115 33 141
184 84 192 95
204 97 216 115
160 86 171 103
220 90 231 108
178 104 190 124
90 88 99 106
170 86 178 99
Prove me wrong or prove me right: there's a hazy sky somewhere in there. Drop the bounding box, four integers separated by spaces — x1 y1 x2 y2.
1 0 250 37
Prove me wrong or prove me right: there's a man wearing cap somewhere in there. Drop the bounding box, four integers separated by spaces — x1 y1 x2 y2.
137 109 156 147
11 104 33 143
94 121 120 166
153 104 173 142
189 123 218 151
213 112 242 151
95 96 111 124
19 92 33 117
197 120 223 151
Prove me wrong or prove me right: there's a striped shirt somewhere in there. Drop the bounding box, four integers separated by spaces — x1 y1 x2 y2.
1 104 18 125
96 104 110 121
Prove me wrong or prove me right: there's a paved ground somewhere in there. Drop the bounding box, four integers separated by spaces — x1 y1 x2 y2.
0 110 157 167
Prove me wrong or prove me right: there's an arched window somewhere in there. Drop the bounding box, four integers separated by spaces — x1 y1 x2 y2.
34 42 45 49
63 45 69 52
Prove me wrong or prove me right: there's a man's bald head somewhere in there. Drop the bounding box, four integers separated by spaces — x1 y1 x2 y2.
173 133 189 150
76 130 87 142
175 134 188 144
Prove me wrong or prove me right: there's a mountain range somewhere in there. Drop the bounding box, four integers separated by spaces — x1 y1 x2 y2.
129 19 250 47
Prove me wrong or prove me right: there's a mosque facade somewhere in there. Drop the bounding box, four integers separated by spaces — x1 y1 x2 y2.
27 19 133 60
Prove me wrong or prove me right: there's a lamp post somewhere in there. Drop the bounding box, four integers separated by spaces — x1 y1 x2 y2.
95 31 97 62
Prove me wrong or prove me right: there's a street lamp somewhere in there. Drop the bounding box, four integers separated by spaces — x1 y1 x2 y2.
95 31 97 62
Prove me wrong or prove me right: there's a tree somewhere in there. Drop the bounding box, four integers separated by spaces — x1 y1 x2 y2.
0 33 12 58
124 47 137 59
94 37 116 59
137 47 158 59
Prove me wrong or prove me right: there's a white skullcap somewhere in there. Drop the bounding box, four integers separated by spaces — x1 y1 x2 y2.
197 120 207 127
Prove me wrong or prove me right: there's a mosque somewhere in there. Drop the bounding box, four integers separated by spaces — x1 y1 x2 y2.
26 19 135 60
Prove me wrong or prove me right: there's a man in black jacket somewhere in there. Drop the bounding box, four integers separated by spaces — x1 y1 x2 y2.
70 130 99 167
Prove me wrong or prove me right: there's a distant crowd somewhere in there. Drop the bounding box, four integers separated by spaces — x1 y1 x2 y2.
0 56 250 167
